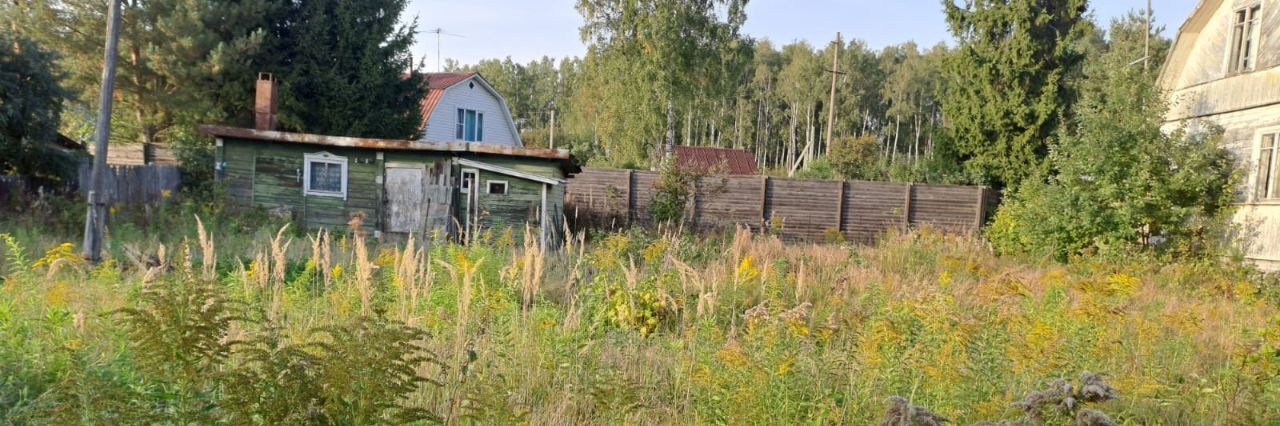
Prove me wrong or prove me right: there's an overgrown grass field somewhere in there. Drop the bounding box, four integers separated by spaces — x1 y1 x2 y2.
1 214 1278 424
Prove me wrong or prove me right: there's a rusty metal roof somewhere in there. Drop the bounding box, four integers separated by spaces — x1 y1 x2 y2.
199 125 580 175
420 72 477 126
673 146 759 175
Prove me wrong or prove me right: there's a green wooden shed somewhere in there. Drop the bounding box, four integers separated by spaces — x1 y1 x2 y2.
198 125 580 247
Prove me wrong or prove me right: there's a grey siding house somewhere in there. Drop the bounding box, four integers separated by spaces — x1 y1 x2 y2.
419 72 524 147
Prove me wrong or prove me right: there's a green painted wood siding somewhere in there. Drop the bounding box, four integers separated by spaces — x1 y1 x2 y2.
220 138 381 232
474 169 544 235
217 136 569 238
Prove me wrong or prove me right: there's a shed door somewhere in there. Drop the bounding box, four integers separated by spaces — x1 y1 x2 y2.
385 161 453 236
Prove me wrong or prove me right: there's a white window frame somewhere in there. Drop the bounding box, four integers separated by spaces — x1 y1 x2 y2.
303 152 348 199
456 108 484 142
1228 4 1262 74
1256 129 1280 202
460 168 479 194
486 180 509 195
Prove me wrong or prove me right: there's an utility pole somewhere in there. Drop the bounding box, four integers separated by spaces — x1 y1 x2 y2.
1144 0 1152 72
82 0 122 262
549 109 556 150
824 32 845 156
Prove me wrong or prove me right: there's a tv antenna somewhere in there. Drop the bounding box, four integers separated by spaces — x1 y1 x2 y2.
427 27 464 72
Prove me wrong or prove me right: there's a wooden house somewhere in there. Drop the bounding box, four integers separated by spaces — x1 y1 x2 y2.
1160 0 1280 270
199 74 579 247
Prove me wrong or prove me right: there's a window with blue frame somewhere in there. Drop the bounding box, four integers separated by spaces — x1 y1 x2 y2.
456 108 484 141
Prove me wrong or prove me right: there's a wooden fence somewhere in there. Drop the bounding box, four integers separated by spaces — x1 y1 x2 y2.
76 163 182 204
566 168 998 243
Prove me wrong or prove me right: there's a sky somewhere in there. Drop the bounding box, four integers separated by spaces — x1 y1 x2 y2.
405 0 1201 71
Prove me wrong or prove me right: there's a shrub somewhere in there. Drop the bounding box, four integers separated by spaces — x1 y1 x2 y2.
648 156 695 224
988 54 1236 261
827 134 881 180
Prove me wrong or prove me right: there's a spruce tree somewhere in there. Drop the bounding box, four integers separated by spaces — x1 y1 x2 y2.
257 0 426 139
987 13 1234 259
939 0 1090 189
0 34 73 180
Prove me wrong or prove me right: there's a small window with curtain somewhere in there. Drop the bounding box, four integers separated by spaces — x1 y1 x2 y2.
1229 5 1262 73
1258 133 1278 201
304 152 347 199
456 108 484 142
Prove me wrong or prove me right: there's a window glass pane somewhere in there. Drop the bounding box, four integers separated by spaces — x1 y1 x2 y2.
1267 134 1278 199
488 181 506 195
477 113 484 141
457 109 465 139
461 172 474 192
1259 137 1275 200
465 110 477 141
310 162 341 193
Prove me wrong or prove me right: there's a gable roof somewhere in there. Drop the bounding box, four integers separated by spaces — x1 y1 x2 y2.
1158 0 1223 90
420 72 476 123
418 72 524 147
673 146 759 175
198 125 579 175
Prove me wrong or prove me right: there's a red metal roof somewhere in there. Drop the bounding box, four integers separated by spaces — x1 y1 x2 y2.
673 146 759 175
420 72 477 126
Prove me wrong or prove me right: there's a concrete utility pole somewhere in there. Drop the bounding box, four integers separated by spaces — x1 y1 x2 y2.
82 0 122 262
824 32 844 156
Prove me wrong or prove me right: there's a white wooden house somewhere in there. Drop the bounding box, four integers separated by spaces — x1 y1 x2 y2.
419 72 523 147
1161 0 1280 270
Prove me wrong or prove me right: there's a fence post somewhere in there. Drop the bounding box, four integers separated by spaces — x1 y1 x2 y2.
759 175 769 229
625 169 634 226
836 180 846 236
902 183 914 231
689 176 699 227
974 187 987 230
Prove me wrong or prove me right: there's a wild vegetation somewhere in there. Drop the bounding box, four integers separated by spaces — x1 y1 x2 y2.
1 0 1272 422
1 207 1278 424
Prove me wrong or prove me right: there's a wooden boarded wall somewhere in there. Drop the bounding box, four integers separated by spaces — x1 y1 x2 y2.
566 167 996 242
78 163 181 205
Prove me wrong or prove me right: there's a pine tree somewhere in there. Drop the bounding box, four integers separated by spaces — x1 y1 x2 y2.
939 0 1090 189
7 0 268 147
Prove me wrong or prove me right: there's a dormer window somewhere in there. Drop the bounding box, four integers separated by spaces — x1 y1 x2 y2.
456 108 484 142
1229 5 1261 73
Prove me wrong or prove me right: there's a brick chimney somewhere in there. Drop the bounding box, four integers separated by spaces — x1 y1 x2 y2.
254 72 278 131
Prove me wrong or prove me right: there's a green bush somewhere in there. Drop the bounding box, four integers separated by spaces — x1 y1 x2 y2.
648 157 694 224
988 54 1236 261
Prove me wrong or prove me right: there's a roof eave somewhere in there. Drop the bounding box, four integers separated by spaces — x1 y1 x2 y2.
198 125 580 175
